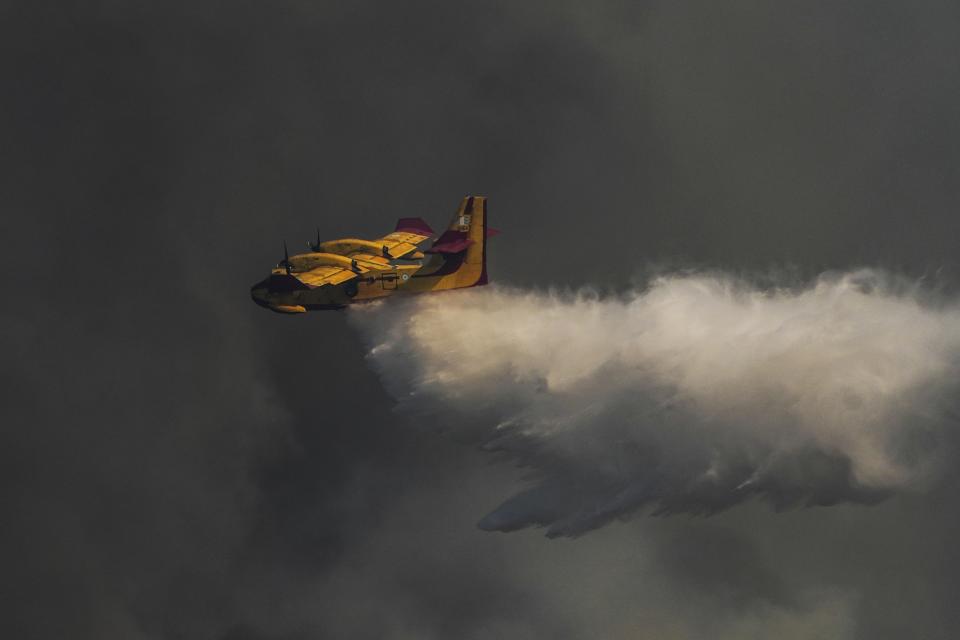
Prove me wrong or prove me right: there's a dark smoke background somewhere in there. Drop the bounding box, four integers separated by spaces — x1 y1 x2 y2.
4 1 960 638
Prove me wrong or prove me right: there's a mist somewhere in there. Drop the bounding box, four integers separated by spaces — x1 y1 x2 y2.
350 269 960 536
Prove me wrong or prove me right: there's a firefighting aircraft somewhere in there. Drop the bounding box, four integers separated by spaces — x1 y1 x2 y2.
251 195 497 313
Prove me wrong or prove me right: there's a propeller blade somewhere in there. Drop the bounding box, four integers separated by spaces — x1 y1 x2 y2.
283 240 291 275
308 227 321 252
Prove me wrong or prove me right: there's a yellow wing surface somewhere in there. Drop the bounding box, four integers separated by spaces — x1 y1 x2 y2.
279 252 364 288
375 229 432 259
316 218 434 262
293 265 358 288
280 217 435 290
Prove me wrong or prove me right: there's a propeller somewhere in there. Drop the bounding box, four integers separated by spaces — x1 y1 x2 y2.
282 240 291 275
307 227 321 252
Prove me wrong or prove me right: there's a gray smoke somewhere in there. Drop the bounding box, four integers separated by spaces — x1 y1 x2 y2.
350 269 960 536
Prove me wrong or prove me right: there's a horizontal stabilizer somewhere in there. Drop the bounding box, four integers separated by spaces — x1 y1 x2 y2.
395 217 434 236
426 237 475 254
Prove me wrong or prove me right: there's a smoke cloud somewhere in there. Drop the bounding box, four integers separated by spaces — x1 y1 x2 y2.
350 269 960 536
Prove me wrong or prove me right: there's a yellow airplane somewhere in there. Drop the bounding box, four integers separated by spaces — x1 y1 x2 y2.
251 195 497 313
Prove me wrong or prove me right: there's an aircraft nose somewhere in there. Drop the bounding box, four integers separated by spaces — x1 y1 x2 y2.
250 279 271 308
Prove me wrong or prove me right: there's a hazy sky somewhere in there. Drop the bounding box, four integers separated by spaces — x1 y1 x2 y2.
5 1 960 638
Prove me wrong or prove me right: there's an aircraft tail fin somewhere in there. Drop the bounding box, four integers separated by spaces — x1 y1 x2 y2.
409 195 493 289
427 195 490 286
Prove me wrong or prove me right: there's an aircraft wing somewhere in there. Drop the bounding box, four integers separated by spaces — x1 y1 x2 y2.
347 253 393 270
294 265 359 288
376 217 435 259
